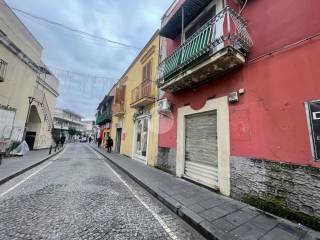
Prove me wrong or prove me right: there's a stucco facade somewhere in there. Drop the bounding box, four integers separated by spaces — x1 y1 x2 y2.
157 0 320 218
110 32 160 166
0 0 59 149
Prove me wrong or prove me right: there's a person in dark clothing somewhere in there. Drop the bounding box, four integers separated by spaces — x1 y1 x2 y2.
97 137 102 148
60 135 66 148
106 136 113 153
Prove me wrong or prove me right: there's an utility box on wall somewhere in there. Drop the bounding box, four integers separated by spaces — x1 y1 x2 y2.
306 100 320 160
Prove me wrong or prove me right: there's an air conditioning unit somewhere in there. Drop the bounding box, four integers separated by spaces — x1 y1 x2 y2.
158 98 172 113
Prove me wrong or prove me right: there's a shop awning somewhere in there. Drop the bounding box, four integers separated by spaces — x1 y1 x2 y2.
160 0 213 39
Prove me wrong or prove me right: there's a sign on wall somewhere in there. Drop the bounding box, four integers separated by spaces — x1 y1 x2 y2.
306 100 320 160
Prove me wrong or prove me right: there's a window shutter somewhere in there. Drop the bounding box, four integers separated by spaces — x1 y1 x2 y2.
147 61 152 82
142 61 152 83
143 65 147 82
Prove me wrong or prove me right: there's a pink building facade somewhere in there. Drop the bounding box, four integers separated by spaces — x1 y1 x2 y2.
157 0 320 220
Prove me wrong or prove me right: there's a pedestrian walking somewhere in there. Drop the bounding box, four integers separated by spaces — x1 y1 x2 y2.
60 135 66 148
97 137 102 148
106 135 113 153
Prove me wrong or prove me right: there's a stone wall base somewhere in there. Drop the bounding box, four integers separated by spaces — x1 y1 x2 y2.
230 156 320 218
156 147 176 174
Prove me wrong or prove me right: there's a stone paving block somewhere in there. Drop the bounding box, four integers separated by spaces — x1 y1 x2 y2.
218 200 246 214
200 207 229 221
260 227 300 240
199 220 232 240
180 196 203 206
178 206 205 226
198 197 225 209
241 206 261 216
188 203 206 214
224 210 256 227
277 223 308 239
248 213 279 231
172 194 186 202
228 222 265 240
301 231 320 240
162 195 182 213
211 218 236 232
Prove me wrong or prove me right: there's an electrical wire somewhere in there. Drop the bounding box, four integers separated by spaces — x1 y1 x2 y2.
19 12 137 50
48 65 119 80
0 2 141 50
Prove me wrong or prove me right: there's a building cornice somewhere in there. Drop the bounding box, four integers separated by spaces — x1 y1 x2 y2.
0 30 39 73
37 77 59 97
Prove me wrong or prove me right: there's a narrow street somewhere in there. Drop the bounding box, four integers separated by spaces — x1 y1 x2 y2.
0 144 205 240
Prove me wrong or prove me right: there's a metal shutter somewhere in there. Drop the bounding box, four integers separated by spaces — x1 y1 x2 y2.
184 111 218 189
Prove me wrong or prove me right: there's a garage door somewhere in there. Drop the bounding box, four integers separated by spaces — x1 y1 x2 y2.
184 111 218 189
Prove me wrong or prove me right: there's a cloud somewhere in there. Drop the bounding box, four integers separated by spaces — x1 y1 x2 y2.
8 0 172 118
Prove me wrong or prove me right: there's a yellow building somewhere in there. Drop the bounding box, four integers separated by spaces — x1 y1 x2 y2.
0 0 59 150
110 31 160 166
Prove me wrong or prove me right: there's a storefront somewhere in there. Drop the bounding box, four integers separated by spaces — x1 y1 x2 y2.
132 109 150 163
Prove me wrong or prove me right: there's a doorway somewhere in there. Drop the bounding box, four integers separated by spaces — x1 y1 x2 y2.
184 111 218 188
115 128 122 153
25 131 36 150
133 117 149 162
176 96 231 195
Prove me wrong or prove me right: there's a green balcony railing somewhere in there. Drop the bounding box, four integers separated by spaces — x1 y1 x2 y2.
157 6 253 85
96 113 112 125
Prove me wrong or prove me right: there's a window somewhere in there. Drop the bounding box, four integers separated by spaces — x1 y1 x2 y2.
115 85 126 103
306 100 320 161
185 5 216 40
0 59 8 82
142 61 152 83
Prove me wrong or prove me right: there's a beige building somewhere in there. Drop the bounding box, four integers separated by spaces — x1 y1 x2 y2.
109 31 160 166
0 0 59 150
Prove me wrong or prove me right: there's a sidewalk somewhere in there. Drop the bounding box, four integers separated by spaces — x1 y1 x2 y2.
91 145 320 240
0 147 62 185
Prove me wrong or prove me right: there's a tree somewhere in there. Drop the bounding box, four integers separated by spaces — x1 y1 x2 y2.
68 127 77 137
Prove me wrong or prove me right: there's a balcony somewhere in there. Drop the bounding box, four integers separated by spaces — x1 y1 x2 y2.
157 6 253 93
130 81 155 108
96 113 112 126
113 103 126 117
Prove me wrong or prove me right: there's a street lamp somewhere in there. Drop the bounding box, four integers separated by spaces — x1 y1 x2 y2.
22 96 35 141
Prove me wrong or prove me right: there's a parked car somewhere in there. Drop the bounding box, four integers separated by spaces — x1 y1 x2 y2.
80 137 87 143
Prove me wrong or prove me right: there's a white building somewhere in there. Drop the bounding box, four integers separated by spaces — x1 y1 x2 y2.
53 109 85 141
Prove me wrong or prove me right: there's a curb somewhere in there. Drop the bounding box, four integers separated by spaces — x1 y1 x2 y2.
0 147 64 186
90 146 220 240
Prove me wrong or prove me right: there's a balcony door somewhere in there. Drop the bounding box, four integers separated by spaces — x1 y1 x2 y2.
133 117 149 163
185 4 216 41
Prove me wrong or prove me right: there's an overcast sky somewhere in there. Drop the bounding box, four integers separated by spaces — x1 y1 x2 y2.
8 0 172 119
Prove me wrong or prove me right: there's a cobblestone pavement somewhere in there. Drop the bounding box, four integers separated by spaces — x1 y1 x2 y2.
0 143 205 240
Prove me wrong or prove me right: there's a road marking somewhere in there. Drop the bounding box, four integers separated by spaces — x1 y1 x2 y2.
0 145 68 198
87 146 179 240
